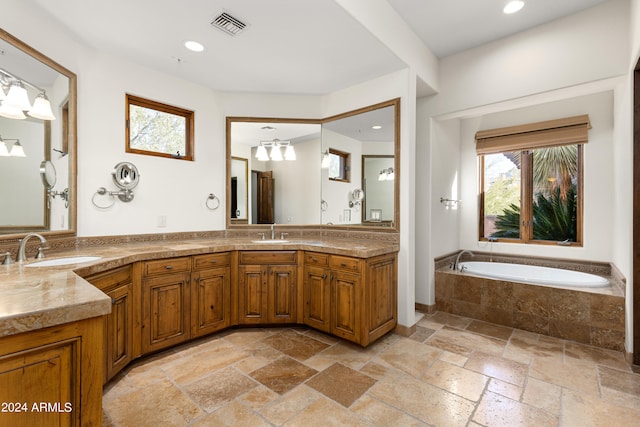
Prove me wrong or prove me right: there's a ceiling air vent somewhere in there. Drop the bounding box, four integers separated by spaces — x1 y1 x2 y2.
211 12 247 36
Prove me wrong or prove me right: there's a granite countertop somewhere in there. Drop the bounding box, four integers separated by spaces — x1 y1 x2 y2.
0 237 399 338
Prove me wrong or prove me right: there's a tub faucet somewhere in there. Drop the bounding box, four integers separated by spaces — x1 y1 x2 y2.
17 233 48 263
454 250 474 272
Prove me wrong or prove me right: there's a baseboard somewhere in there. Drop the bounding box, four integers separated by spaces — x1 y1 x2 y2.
394 323 416 337
415 303 436 314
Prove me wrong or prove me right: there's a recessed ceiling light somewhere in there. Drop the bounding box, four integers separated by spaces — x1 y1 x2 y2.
503 1 524 14
184 41 205 52
371 125 382 130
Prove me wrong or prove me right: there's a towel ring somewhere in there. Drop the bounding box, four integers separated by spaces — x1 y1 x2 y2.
206 193 220 210
92 187 117 209
321 199 328 212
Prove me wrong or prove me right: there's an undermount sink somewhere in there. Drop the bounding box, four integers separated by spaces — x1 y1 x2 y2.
26 256 102 267
251 240 289 244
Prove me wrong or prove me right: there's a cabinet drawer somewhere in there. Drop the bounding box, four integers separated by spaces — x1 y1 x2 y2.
143 257 191 277
330 255 361 273
239 251 297 265
305 252 329 267
193 252 231 270
86 266 132 291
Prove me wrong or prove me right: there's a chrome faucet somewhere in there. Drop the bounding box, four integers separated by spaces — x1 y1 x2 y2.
17 233 48 263
270 223 276 240
454 250 474 272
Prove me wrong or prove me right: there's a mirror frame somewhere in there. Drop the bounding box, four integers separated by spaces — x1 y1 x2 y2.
226 98 400 231
0 29 77 241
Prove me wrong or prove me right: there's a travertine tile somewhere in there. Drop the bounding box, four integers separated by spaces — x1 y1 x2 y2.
283 397 370 427
598 366 640 397
487 378 523 401
473 391 558 426
529 356 600 396
304 341 377 371
351 395 424 426
237 385 280 410
377 337 441 377
428 311 473 329
369 373 475 426
250 356 318 394
305 363 376 407
184 366 259 412
466 319 513 340
565 341 630 370
428 326 507 356
438 350 468 367
522 377 562 415
464 351 528 386
190 401 270 427
262 329 330 360
104 377 204 426
259 385 322 425
548 288 590 322
408 325 437 342
562 389 640 427
422 359 489 401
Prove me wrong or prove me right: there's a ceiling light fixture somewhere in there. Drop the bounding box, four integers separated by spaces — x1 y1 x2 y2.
0 68 56 120
378 167 394 181
184 41 205 52
503 1 525 14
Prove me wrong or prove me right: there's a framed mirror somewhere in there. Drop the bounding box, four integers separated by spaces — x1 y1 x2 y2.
0 29 77 239
226 98 399 230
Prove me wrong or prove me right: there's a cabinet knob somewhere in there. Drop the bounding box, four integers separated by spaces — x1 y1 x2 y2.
111 297 116 305
322 274 327 279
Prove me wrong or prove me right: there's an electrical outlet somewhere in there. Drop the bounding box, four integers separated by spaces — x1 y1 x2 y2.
157 215 167 227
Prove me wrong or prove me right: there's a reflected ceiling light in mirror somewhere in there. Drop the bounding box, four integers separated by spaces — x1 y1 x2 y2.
256 139 294 161
255 143 269 161
371 125 382 130
503 1 524 14
0 137 25 157
28 93 56 120
269 144 283 161
0 102 26 119
378 167 394 181
0 68 56 120
284 143 296 160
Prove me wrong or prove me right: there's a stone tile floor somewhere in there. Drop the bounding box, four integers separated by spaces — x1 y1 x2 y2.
102 311 640 426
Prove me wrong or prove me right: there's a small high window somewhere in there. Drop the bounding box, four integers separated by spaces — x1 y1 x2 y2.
126 94 194 160
328 148 350 182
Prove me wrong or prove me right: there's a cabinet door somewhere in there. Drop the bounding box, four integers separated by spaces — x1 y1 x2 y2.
0 341 76 427
304 265 331 332
366 255 397 343
238 265 266 324
331 270 361 343
267 265 297 323
191 266 230 337
142 272 191 354
105 282 134 382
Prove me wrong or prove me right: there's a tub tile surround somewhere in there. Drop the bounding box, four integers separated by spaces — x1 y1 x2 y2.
435 252 625 351
102 313 640 427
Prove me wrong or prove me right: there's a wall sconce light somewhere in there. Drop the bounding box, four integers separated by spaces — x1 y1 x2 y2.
378 167 394 181
0 68 56 121
255 139 295 162
0 136 26 157
321 150 331 169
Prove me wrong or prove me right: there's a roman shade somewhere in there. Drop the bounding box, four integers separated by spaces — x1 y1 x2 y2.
475 114 591 155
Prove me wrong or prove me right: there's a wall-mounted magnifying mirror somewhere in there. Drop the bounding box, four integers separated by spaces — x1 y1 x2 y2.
112 162 139 190
0 29 77 239
39 160 56 189
226 98 399 230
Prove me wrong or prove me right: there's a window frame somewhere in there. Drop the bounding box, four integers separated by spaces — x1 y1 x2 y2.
328 148 351 182
125 94 194 161
478 145 584 246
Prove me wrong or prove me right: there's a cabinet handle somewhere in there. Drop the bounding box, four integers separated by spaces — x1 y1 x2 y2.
165 265 173 270
210 260 217 264
322 274 327 279
341 263 347 267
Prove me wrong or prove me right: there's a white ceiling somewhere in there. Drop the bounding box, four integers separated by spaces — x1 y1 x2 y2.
33 0 609 96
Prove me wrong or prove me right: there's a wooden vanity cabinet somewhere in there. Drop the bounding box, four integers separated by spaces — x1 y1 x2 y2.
303 252 397 346
141 257 191 354
0 317 103 426
85 265 135 383
238 251 298 324
191 253 232 337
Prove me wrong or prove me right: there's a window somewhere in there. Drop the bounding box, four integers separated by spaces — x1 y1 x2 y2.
477 115 589 245
328 148 350 182
126 94 194 160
